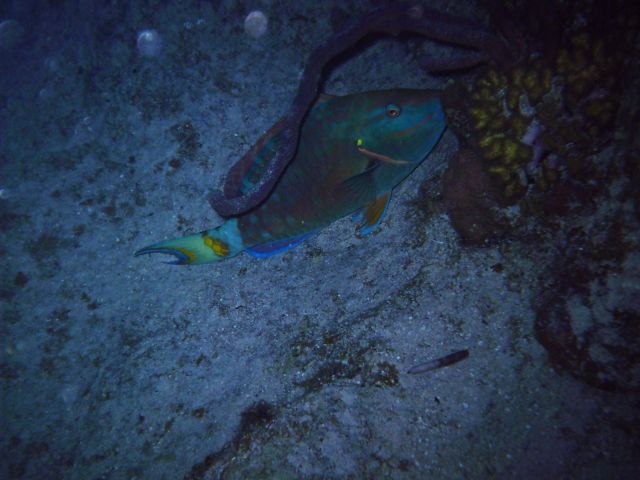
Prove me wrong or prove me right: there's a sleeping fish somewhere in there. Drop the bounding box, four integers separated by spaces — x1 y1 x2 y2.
135 89 445 265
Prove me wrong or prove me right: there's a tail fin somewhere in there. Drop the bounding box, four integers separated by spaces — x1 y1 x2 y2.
135 221 243 265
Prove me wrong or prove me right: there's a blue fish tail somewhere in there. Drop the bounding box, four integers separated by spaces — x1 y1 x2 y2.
135 220 244 265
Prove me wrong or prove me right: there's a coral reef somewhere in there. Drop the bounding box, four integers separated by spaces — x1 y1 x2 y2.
440 0 640 390
442 1 638 207
535 218 640 391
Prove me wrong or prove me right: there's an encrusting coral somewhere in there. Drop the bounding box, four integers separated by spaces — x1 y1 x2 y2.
442 2 638 207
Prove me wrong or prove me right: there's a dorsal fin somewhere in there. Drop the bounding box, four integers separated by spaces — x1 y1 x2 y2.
222 93 336 200
223 118 286 199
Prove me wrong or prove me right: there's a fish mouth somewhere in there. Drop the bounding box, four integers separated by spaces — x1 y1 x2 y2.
357 146 412 166
134 246 192 265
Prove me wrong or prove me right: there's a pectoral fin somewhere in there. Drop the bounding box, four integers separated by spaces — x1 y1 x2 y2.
334 162 378 205
354 191 392 235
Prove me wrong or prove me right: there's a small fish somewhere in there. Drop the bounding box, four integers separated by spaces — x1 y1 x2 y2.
407 349 469 374
135 89 445 265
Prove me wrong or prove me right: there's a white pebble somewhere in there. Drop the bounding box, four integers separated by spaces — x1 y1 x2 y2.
0 19 25 50
244 11 268 39
136 29 162 57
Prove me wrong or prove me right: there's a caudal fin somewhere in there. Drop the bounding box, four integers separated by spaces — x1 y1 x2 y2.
135 226 240 265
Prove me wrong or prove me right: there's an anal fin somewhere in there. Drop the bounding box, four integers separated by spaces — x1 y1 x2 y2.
356 191 391 236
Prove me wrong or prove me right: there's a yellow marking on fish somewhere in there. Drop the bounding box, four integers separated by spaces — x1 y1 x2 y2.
203 235 230 257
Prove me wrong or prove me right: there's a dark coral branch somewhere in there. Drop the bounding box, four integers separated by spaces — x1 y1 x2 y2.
209 2 509 217
419 51 491 73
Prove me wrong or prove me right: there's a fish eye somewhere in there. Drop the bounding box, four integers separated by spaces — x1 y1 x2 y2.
386 104 401 118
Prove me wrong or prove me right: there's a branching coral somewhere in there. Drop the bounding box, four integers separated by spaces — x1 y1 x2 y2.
209 1 510 216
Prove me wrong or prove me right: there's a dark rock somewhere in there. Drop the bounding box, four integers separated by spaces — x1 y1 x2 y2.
442 149 508 245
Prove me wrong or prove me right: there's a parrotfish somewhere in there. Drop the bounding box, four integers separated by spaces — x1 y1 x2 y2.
135 89 445 265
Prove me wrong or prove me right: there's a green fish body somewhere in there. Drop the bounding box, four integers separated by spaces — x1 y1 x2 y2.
136 89 445 265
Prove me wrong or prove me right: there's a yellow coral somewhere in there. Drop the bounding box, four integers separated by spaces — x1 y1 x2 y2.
487 165 512 181
443 6 634 207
